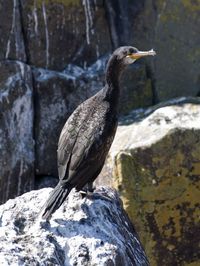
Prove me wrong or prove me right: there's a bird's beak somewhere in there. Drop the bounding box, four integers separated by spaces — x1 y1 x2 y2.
127 49 156 60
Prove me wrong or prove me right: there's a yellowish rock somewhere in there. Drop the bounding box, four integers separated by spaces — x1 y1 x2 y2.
110 101 200 266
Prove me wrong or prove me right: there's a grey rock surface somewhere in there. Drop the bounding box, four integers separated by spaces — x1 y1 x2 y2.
0 0 26 62
20 0 112 70
0 187 149 266
0 61 34 203
133 0 200 101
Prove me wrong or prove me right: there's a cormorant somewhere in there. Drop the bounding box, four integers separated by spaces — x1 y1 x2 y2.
42 46 156 220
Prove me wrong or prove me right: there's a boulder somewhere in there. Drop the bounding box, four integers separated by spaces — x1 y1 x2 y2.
0 61 34 204
20 0 112 70
107 98 200 265
0 187 149 266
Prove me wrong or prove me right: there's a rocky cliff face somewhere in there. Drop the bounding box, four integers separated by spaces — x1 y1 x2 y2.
132 0 200 101
0 187 149 266
0 0 154 202
0 61 34 203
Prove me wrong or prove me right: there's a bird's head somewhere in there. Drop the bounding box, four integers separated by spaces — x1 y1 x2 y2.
112 46 156 65
106 46 156 86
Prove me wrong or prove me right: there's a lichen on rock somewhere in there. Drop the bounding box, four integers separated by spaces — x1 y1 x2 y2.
110 100 200 265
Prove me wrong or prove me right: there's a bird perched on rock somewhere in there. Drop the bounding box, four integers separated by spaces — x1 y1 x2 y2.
42 46 156 220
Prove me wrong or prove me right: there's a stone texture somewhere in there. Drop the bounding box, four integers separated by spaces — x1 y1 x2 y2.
0 0 27 62
108 99 200 266
0 61 34 204
0 187 149 266
120 63 153 114
132 0 200 101
20 0 112 70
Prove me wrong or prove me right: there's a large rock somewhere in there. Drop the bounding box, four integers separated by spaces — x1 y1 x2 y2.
108 99 200 265
20 0 112 70
0 187 149 266
132 0 200 101
0 61 34 204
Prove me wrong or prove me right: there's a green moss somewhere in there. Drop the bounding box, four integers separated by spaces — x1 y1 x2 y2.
113 130 200 265
188 48 200 62
35 0 80 8
182 0 200 12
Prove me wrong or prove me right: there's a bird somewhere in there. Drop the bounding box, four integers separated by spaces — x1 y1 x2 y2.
42 46 156 220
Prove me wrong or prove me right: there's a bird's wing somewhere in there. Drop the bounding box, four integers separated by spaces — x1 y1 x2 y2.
58 97 115 186
66 100 116 185
57 100 95 180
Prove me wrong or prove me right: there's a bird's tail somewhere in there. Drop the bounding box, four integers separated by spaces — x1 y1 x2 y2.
41 184 72 220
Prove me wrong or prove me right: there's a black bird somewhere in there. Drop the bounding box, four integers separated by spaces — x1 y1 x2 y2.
42 46 156 220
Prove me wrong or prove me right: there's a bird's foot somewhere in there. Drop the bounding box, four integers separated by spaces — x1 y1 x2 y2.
80 190 113 203
80 190 93 199
89 192 113 202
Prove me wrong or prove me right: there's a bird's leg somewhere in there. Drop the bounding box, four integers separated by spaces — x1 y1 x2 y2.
87 182 95 193
80 183 112 203
80 182 95 198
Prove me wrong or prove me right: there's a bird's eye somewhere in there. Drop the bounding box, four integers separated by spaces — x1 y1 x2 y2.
129 48 134 54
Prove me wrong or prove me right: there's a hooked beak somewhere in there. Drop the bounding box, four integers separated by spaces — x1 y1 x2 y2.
127 49 156 60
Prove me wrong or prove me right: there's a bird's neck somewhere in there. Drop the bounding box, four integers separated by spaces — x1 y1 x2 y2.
105 58 124 110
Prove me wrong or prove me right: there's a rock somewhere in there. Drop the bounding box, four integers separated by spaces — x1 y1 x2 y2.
20 0 112 70
104 0 137 48
0 60 34 204
35 175 58 190
132 0 200 101
0 187 149 266
107 99 200 265
2 0 200 104
120 63 153 114
0 0 27 62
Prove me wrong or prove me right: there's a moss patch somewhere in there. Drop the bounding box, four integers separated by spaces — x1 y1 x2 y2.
34 0 80 8
113 129 200 265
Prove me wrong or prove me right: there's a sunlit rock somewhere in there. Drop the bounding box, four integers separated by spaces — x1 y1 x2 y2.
0 187 149 266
